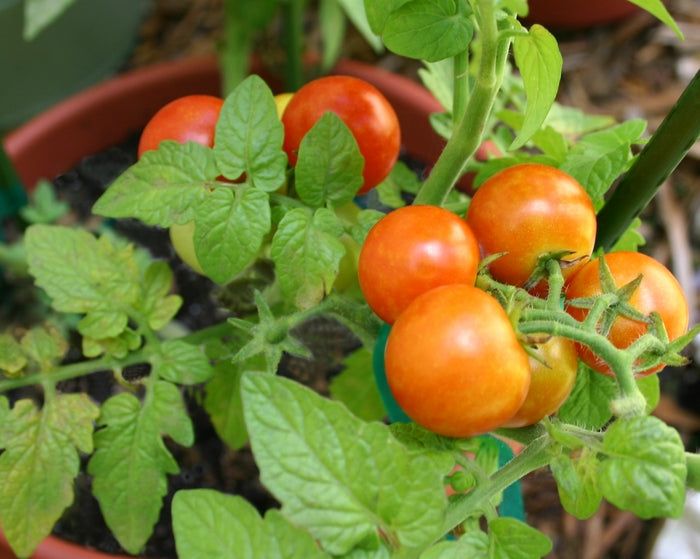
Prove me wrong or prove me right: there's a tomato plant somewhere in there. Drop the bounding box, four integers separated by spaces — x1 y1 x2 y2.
358 204 480 324
137 94 224 157
169 221 204 276
566 251 690 377
281 75 400 194
466 163 597 291
503 336 578 428
384 283 531 438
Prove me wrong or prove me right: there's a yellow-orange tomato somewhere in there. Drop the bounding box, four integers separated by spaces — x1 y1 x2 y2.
466 163 596 291
169 221 204 275
503 336 579 428
385 284 531 438
274 92 294 119
358 205 480 325
566 251 689 377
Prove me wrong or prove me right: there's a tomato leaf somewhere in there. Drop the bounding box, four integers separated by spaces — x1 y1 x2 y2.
140 261 183 331
295 111 364 208
25 225 140 315
172 490 328 559
363 0 412 35
193 186 271 284
0 334 26 377
511 24 562 150
488 517 553 558
560 119 647 210
381 0 473 62
599 415 687 519
556 365 616 430
630 0 683 39
550 447 603 519
88 382 193 554
204 360 253 450
151 339 213 386
214 75 287 191
420 531 489 558
329 347 387 421
92 141 216 225
241 372 447 555
0 395 99 558
270 207 345 309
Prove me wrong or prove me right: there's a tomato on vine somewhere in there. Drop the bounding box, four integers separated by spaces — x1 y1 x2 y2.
384 283 531 438
466 163 597 292
281 75 400 194
137 94 224 157
503 336 579 428
358 204 480 324
565 251 689 377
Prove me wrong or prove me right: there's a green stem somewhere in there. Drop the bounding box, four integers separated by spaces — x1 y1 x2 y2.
687 452 700 491
220 0 254 96
595 68 700 251
313 293 383 349
452 50 470 124
413 0 501 206
442 435 551 535
0 348 152 394
282 0 307 91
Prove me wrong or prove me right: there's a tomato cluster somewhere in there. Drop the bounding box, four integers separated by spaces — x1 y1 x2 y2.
360 163 690 437
136 77 400 278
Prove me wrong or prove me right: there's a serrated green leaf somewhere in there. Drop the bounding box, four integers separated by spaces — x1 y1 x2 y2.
82 327 141 359
88 385 190 554
560 120 646 210
296 112 364 208
363 0 412 35
172 490 330 559
25 225 141 315
0 394 99 558
241 372 447 556
204 360 250 450
92 141 217 225
420 531 489 558
151 380 195 447
611 217 646 252
488 517 552 558
382 0 473 62
329 347 386 422
19 180 69 224
214 75 287 191
550 448 602 519
637 374 660 414
173 490 265 559
140 261 183 329
18 324 68 367
77 310 129 340
599 415 687 519
556 365 616 430
271 208 345 309
194 186 271 284
511 25 562 150
0 335 27 376
153 339 213 386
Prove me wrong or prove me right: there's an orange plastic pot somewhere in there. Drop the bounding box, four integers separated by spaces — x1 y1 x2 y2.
1 54 448 558
525 0 641 30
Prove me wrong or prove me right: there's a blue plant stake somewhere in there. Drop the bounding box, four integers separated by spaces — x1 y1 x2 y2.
372 322 525 521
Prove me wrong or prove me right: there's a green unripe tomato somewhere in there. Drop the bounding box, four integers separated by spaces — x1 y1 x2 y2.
169 221 204 275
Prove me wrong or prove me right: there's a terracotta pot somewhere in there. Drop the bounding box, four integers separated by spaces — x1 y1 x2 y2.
1 54 448 559
525 0 641 30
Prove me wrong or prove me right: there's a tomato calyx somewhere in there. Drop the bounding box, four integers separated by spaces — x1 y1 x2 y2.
522 249 587 293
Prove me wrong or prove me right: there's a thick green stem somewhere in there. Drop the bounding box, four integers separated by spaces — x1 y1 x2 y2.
220 1 254 96
282 0 306 91
595 68 700 250
452 50 470 124
442 435 551 535
687 452 700 491
413 0 502 206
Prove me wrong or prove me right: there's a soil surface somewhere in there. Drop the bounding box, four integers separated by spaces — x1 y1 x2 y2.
6 0 700 557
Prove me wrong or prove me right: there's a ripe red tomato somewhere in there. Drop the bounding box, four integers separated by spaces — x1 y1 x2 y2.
137 94 224 158
281 75 400 194
503 336 579 428
385 284 531 438
358 204 480 325
466 163 597 290
565 251 689 377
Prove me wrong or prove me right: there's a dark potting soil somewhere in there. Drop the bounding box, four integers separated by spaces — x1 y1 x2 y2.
22 136 363 557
